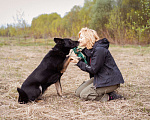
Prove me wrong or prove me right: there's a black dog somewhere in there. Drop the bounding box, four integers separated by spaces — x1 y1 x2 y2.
17 38 79 104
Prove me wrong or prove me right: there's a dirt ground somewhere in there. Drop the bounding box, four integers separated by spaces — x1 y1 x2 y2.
0 45 150 120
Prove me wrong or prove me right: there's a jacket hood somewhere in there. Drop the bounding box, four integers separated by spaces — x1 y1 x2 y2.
81 38 109 57
93 38 109 49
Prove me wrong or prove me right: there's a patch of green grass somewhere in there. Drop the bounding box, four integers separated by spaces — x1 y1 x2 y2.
110 44 150 48
110 43 150 55
0 37 55 47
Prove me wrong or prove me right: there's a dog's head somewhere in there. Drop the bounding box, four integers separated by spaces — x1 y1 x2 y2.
54 38 79 49
17 88 29 104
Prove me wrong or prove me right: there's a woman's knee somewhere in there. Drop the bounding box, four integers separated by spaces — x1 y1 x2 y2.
75 78 94 97
80 85 98 100
75 89 81 97
75 81 86 97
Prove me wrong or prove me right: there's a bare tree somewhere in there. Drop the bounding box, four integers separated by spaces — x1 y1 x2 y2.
13 10 29 41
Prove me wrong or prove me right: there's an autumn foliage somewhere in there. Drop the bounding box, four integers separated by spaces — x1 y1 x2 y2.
0 0 150 45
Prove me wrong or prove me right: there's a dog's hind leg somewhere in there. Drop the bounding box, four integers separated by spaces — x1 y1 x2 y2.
55 80 62 96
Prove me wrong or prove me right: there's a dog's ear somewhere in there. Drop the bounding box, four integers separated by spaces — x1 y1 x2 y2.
17 88 28 104
54 38 63 43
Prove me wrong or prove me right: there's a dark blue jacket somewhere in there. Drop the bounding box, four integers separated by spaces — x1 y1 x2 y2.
77 38 124 88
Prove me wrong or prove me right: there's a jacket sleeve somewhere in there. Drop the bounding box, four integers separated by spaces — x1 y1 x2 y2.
77 47 106 74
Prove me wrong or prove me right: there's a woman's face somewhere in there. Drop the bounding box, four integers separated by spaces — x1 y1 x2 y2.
78 33 87 47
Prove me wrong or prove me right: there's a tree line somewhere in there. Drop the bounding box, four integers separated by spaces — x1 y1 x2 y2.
0 0 150 45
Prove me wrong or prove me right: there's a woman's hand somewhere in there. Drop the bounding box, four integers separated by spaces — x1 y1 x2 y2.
70 56 79 64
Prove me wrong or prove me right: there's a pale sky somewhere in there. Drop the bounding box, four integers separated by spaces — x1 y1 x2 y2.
0 0 84 26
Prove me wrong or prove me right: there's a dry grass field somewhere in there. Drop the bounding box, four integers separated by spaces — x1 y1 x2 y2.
0 39 150 119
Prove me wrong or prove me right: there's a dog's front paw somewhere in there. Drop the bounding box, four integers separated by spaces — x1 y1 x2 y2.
61 95 67 98
58 94 67 98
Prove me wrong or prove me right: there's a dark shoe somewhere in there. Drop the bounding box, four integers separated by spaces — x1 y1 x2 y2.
108 91 124 100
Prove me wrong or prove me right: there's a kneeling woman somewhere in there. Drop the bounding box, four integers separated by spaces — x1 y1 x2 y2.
71 27 124 102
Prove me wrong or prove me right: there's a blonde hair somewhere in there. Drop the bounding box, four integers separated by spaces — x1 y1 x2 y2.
78 27 100 49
